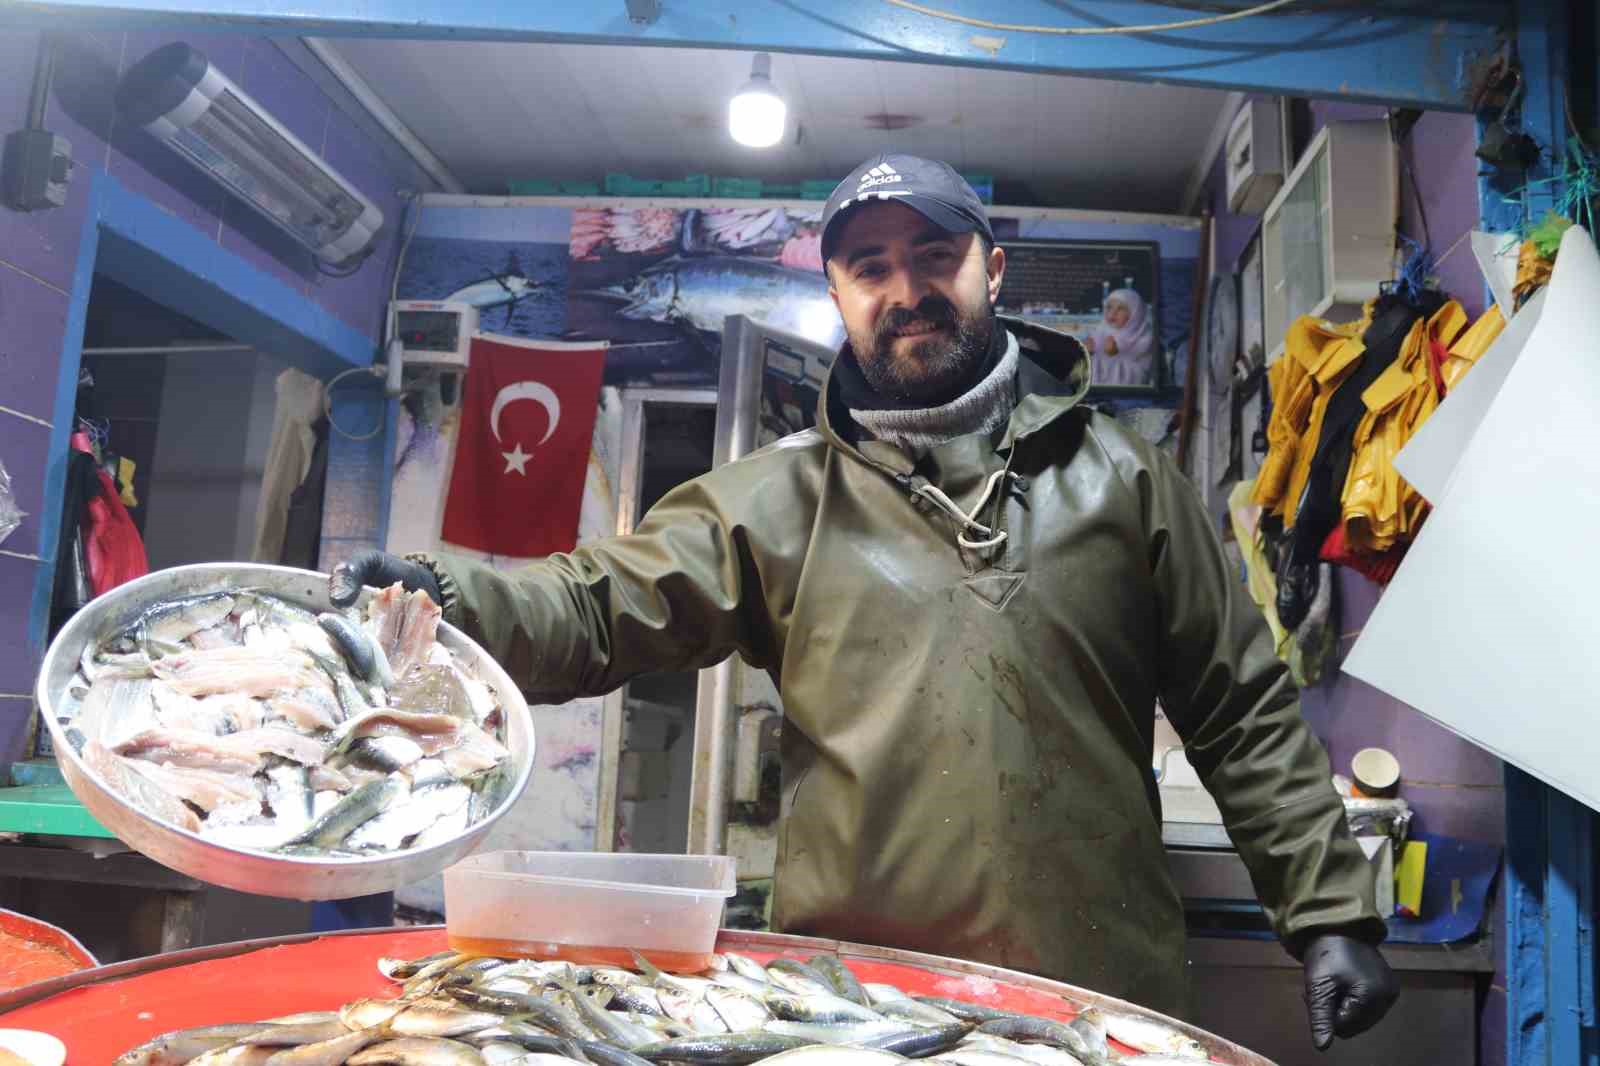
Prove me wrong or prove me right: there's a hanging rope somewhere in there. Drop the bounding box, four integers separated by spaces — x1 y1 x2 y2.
881 0 1299 36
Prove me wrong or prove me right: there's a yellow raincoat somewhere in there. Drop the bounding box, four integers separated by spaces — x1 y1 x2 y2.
1251 306 1374 525
1341 302 1505 552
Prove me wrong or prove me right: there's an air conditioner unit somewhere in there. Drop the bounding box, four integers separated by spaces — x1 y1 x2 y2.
1224 98 1285 215
1261 120 1398 363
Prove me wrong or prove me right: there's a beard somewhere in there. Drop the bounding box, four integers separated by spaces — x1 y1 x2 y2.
850 293 994 407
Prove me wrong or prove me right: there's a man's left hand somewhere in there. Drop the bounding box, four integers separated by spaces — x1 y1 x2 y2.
1303 933 1398 1050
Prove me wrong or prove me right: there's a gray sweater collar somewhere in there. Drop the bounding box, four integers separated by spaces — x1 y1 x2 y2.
848 330 1019 450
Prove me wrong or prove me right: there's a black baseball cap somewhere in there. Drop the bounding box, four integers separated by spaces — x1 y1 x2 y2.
820 154 995 267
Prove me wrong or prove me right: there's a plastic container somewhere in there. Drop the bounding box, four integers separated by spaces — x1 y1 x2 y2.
603 173 712 197
444 851 736 972
507 179 603 196
712 177 764 199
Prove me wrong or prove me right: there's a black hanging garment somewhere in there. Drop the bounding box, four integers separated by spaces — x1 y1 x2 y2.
278 418 330 570
1276 293 1444 629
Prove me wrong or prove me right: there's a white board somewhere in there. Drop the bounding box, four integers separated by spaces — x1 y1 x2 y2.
1344 226 1600 813
1394 288 1546 504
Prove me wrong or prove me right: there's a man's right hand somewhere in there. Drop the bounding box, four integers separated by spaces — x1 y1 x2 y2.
328 550 442 609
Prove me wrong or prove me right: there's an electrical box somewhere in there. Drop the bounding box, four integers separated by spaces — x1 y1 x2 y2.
1224 98 1285 216
2 128 72 211
1261 120 1398 363
391 300 479 369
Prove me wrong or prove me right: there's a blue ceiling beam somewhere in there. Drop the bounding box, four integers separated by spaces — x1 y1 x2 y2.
3 0 1508 111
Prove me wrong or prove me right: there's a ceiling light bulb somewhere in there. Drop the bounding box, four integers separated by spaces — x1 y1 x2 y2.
729 53 786 148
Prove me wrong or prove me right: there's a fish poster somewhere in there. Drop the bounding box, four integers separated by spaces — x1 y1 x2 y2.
566 205 841 387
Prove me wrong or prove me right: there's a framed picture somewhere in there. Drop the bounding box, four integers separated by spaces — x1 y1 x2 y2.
994 238 1164 393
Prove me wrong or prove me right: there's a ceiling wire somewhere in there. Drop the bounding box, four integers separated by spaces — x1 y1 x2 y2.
881 0 1299 35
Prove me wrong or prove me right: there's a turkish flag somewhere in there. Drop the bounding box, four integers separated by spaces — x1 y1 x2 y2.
440 334 607 557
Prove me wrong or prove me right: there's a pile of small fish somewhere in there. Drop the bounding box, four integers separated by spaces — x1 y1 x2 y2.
114 949 1219 1065
59 582 513 855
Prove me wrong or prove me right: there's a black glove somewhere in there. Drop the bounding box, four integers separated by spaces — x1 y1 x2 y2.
328 549 441 609
1303 933 1399 1050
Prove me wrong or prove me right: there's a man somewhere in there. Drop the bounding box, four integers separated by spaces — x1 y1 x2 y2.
332 156 1396 1047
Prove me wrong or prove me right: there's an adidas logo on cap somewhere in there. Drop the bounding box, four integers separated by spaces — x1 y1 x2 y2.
857 162 902 191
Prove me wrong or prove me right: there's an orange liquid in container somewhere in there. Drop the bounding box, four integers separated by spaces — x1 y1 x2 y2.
447 935 716 974
0 930 85 992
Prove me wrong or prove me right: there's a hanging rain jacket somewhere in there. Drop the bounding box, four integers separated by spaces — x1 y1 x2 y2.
1342 302 1505 553
1251 307 1374 526
430 317 1383 1016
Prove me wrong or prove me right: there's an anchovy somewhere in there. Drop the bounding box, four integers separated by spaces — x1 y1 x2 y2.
262 1028 387 1065
1077 1010 1204 1060
468 1023 657 1066
765 958 838 998
764 990 884 1025
915 998 1031 1026
446 986 595 1041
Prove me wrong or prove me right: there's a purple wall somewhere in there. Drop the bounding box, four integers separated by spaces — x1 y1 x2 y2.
0 29 407 760
1205 99 1502 1066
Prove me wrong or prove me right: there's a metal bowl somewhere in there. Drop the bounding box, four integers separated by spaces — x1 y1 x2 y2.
33 563 536 901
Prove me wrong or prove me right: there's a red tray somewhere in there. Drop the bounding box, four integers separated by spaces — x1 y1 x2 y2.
0 928 1272 1065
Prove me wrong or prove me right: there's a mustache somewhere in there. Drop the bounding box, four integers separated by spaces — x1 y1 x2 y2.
875 297 958 341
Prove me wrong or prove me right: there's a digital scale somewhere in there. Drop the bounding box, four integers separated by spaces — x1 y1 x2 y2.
390 300 479 369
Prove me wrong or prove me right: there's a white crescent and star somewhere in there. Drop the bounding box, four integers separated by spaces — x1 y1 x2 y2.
489 381 562 477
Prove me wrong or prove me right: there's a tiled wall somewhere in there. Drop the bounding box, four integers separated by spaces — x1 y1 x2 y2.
1205 98 1503 1065
0 29 408 760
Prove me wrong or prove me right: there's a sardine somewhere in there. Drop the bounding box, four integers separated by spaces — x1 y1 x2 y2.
239 1021 351 1046
280 777 405 850
113 1023 271 1065
975 1018 1091 1058
1077 1011 1204 1060
468 1023 657 1066
262 1028 386 1065
388 996 507 1038
187 1046 277 1065
634 1032 813 1065
807 956 870 1007
705 985 772 1031
318 612 393 685
341 998 412 1030
745 1046 903 1066
876 998 965 1027
861 1023 972 1057
761 1021 912 1046
348 735 427 774
379 951 456 980
348 1037 487 1065
764 990 884 1025
765 959 837 998
347 783 470 852
960 1034 1085 1066
707 970 774 999
139 593 237 650
266 764 314 833
561 980 659 1049
721 953 771 986
915 998 1030 1026
446 986 594 1041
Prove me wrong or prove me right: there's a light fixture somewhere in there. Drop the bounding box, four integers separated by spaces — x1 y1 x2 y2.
116 43 383 268
729 53 787 149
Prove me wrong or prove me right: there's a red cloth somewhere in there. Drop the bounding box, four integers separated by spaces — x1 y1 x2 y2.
1320 524 1405 586
69 432 148 596
440 335 607 557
